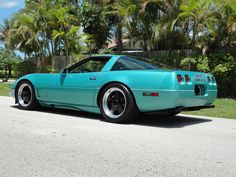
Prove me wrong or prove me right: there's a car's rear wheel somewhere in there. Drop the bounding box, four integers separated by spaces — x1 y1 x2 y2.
99 83 139 123
16 81 39 110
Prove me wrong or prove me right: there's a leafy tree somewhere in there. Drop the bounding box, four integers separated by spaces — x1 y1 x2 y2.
127 0 184 51
1 0 82 58
105 0 137 52
208 0 236 51
0 48 20 82
81 1 112 53
0 19 11 46
1 0 235 55
177 0 215 50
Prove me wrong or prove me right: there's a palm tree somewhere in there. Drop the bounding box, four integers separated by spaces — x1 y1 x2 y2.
219 0 236 40
2 0 82 58
81 0 115 53
0 20 11 46
177 0 214 49
5 12 41 58
127 0 171 51
50 6 81 56
108 0 137 52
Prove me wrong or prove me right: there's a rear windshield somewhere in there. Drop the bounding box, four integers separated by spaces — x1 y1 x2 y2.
111 56 157 71
111 56 172 71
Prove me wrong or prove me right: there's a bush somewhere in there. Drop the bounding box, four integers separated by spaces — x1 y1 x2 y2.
180 52 236 98
208 53 236 98
38 65 54 73
16 61 38 77
181 56 197 71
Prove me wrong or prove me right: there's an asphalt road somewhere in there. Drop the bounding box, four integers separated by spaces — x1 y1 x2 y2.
0 96 236 177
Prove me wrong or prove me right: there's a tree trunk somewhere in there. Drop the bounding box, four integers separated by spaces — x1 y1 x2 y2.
2 65 11 82
143 40 148 51
116 23 123 53
192 20 197 50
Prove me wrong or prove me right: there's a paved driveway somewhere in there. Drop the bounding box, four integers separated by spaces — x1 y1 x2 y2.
0 96 236 177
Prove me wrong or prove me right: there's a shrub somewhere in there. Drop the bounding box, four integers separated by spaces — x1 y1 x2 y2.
16 61 38 77
181 52 236 98
208 52 236 98
181 56 197 71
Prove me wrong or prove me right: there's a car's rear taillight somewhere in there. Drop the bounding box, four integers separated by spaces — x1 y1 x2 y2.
185 75 190 83
177 74 182 84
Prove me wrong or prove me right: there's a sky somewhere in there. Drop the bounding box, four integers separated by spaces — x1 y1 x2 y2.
0 0 25 24
0 0 25 57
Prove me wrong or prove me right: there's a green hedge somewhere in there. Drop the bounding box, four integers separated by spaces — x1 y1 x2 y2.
181 52 236 98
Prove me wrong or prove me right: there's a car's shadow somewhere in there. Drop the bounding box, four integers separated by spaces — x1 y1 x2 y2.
134 114 212 128
11 105 212 128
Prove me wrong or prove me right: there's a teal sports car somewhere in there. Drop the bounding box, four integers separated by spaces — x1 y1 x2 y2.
11 55 217 123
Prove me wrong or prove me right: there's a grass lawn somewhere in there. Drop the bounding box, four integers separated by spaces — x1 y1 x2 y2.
184 99 236 119
0 82 235 119
0 82 11 96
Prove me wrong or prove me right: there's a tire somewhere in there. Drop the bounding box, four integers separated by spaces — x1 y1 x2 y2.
16 81 40 110
99 83 139 123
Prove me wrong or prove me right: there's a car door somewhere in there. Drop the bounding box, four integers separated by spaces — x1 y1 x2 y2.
47 57 110 107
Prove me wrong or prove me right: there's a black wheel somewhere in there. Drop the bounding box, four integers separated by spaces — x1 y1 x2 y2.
16 81 40 110
99 83 139 123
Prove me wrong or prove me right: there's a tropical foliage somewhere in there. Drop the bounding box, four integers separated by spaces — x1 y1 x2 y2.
0 0 81 58
0 0 235 97
81 1 112 53
0 0 235 54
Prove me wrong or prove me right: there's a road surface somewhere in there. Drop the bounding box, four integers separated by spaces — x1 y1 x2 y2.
0 96 236 177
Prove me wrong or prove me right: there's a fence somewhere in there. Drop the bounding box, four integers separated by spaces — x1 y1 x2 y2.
28 50 194 71
123 49 194 68
123 49 193 58
29 56 78 72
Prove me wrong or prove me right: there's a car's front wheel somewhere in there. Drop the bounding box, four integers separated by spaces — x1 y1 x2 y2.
16 81 39 110
99 83 139 123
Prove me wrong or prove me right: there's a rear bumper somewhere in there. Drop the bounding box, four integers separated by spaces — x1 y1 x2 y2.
145 104 215 115
164 104 215 113
182 104 215 111
133 89 217 112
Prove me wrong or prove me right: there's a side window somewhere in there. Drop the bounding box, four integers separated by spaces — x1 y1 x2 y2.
69 58 108 73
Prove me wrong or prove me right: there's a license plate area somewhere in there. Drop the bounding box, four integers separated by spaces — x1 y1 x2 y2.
195 85 206 96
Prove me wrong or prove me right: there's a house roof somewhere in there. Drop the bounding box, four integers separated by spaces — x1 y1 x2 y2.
107 39 130 49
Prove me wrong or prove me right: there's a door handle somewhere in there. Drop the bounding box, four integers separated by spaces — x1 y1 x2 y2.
89 77 96 80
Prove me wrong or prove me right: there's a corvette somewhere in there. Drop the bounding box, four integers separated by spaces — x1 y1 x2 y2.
11 55 217 123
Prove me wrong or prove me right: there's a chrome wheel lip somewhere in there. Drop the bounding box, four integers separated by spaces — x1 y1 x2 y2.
102 87 127 119
18 83 32 108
